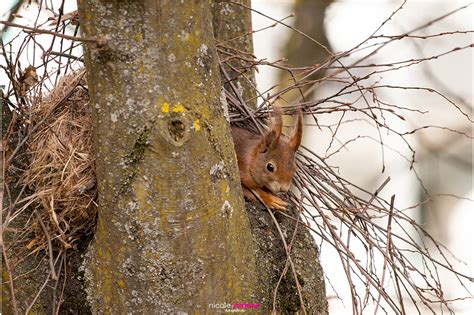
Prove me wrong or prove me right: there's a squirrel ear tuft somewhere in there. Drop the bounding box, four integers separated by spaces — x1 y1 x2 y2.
271 107 283 140
260 130 279 153
260 108 283 152
289 109 303 151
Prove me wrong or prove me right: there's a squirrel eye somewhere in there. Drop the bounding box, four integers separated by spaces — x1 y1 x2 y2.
266 163 274 172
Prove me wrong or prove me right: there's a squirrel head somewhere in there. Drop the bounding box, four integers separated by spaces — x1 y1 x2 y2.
251 108 303 194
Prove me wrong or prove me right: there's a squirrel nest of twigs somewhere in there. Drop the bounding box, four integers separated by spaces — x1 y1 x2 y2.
19 70 97 252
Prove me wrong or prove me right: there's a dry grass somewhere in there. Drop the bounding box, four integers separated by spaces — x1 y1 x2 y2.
19 70 97 251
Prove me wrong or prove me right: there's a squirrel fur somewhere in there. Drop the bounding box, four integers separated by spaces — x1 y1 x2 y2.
231 109 303 210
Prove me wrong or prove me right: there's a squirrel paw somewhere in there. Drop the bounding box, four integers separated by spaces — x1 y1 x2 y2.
264 195 288 211
245 187 288 210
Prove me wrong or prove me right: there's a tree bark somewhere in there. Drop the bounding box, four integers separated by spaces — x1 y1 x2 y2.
211 0 257 109
77 0 260 313
246 202 328 313
211 2 328 313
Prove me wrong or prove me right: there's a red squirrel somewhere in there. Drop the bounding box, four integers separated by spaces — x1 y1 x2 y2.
231 108 303 210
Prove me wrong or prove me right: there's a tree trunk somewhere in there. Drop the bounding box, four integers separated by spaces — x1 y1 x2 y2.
211 0 257 109
279 0 333 102
246 202 328 313
77 0 260 312
211 2 328 313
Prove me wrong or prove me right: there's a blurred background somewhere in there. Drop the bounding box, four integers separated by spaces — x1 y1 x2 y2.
2 0 473 313
251 0 473 313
